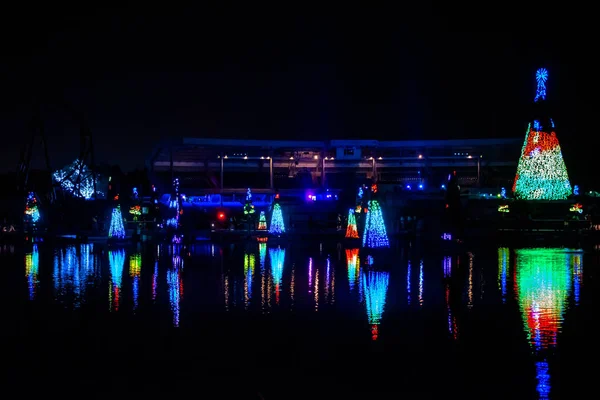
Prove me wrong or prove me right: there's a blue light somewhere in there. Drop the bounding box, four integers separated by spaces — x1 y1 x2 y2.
441 184 446 189
533 120 541 131
573 185 579 196
406 185 411 190
535 68 548 102
418 184 423 190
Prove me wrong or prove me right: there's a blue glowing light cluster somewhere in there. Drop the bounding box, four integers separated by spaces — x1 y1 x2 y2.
269 247 286 286
109 249 125 289
269 203 285 234
108 205 126 239
534 68 548 102
167 255 183 327
362 270 390 340
362 200 389 248
52 159 100 199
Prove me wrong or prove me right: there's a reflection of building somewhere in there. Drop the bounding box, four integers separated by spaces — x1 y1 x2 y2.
149 138 521 193
515 248 579 399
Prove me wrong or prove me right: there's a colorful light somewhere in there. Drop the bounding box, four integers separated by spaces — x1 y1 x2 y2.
346 248 360 291
258 211 267 230
129 253 141 311
244 251 255 307
25 244 39 300
513 69 571 200
269 247 286 304
269 203 285 234
362 270 390 340
24 192 41 223
108 249 125 312
345 208 359 239
167 255 183 327
497 247 509 303
52 159 100 199
53 246 82 307
109 205 126 239
498 204 510 213
515 248 575 350
362 200 389 248
569 203 583 214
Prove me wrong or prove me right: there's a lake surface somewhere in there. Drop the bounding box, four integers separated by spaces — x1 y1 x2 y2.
1 240 593 399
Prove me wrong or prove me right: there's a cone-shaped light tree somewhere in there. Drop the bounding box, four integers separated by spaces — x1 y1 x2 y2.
362 185 389 248
109 205 126 239
345 208 359 238
269 203 285 234
513 68 571 200
258 211 267 230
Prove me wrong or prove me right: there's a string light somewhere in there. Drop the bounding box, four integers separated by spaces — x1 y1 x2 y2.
258 211 267 230
269 203 285 234
109 205 125 239
345 208 359 238
52 159 100 199
362 200 389 248
513 69 571 200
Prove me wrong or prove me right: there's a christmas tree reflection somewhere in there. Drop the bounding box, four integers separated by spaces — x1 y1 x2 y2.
515 248 579 399
362 268 390 340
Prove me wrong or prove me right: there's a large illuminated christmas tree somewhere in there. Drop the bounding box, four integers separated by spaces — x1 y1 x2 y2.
362 185 389 248
513 68 572 200
109 205 126 239
345 208 359 238
269 203 285 234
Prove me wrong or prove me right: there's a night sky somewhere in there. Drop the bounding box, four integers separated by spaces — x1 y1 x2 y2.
0 7 580 181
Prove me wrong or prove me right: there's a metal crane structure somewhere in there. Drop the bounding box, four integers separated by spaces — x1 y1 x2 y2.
16 101 98 230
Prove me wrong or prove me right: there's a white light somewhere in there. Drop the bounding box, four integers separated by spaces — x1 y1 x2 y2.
418 155 423 159
314 155 319 159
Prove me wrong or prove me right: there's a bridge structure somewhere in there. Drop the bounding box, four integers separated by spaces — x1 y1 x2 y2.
147 137 522 204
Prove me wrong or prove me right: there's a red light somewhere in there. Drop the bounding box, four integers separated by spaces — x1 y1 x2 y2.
217 212 226 220
275 193 280 199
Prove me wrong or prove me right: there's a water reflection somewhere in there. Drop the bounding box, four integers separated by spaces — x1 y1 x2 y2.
407 260 411 305
53 245 96 307
498 247 509 303
269 247 285 305
443 256 459 340
362 268 390 340
346 249 360 292
418 259 424 307
244 251 255 309
514 248 581 399
25 245 40 300
108 249 125 312
129 253 141 311
168 253 184 327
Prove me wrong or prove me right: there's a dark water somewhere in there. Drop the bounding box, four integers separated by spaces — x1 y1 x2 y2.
1 240 593 399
